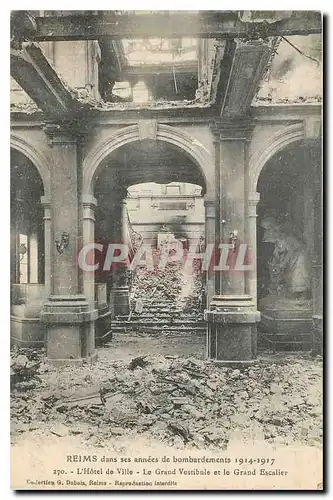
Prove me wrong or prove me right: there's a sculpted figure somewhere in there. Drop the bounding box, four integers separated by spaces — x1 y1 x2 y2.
260 217 311 299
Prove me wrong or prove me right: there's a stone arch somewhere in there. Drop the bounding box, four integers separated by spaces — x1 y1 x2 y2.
82 123 214 197
10 134 51 198
249 122 305 196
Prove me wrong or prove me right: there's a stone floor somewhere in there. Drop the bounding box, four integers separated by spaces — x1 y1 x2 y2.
99 331 207 362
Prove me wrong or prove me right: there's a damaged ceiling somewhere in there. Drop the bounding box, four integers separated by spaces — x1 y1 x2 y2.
10 11 322 119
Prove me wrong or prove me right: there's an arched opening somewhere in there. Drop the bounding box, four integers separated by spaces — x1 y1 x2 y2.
256 139 321 351
126 181 205 330
11 148 46 346
91 138 207 343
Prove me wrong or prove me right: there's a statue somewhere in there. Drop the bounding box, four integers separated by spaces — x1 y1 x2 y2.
260 217 311 302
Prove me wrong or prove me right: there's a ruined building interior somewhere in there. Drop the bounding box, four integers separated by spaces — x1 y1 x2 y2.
9 10 325 463
10 11 322 365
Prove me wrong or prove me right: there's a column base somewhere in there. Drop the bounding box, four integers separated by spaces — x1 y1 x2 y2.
47 350 98 367
259 295 313 351
40 295 98 363
205 295 260 362
213 359 257 368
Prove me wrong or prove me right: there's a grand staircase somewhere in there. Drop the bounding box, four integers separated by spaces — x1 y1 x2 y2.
111 297 206 336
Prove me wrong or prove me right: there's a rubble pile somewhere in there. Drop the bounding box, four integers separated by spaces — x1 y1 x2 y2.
130 261 203 316
10 348 42 390
11 350 322 450
131 263 183 303
179 272 204 316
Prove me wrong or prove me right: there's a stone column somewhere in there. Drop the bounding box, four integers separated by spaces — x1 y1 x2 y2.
82 194 112 345
212 127 221 296
204 198 216 307
245 192 260 302
205 121 260 364
40 125 98 365
110 198 130 317
81 194 97 308
245 192 260 358
41 196 51 296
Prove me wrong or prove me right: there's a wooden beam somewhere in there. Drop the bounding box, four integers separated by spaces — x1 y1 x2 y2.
123 61 198 77
24 11 321 41
10 43 83 117
219 41 273 118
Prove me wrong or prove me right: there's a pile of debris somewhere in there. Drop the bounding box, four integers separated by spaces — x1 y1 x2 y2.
11 350 322 449
130 261 203 316
131 263 183 303
10 348 42 390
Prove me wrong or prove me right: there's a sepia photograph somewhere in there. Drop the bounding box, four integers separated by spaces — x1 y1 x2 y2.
9 9 323 491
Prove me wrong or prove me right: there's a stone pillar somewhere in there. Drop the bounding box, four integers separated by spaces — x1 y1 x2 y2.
81 194 97 308
245 192 260 302
204 199 216 308
110 198 130 317
213 129 221 296
245 192 260 358
41 196 51 296
40 125 98 365
82 194 112 345
205 121 260 364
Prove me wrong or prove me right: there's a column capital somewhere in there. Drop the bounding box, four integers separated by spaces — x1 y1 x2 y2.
204 198 215 207
81 194 97 209
210 118 255 141
204 199 215 219
41 197 51 221
248 192 260 205
43 120 89 147
248 192 260 218
40 196 51 208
